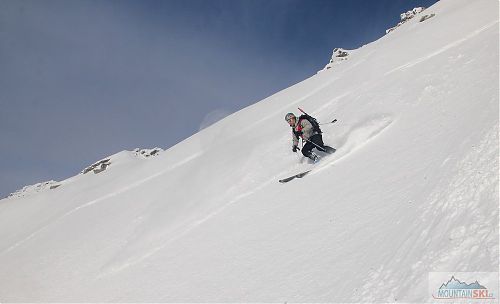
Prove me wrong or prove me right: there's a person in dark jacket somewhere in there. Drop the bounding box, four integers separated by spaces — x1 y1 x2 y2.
285 112 336 161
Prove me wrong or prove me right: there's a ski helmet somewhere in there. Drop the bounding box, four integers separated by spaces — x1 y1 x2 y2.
285 113 296 122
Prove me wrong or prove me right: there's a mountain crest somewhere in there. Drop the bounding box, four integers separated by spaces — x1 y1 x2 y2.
318 48 351 73
386 7 427 34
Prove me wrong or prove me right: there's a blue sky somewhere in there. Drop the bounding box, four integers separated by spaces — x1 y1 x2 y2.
0 0 438 198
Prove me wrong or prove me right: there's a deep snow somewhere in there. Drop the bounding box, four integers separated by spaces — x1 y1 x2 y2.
0 0 498 302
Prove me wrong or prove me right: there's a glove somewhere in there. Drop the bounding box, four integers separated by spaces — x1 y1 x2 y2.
292 145 298 152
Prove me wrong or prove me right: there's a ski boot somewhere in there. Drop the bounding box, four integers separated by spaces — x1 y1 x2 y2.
309 152 320 163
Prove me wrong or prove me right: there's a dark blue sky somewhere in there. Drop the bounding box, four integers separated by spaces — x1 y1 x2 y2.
0 0 438 198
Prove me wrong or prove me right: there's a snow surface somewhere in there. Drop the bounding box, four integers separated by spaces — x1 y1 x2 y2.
0 0 498 302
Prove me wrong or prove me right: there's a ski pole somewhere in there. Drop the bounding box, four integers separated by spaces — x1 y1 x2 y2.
304 138 327 152
319 119 337 125
299 107 337 125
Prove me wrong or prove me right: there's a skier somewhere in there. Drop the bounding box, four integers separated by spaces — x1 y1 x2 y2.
285 112 336 162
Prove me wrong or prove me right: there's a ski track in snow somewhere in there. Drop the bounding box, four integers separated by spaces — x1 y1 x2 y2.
100 115 395 277
97 181 274 277
315 114 394 171
1 110 392 276
385 20 499 76
0 152 203 256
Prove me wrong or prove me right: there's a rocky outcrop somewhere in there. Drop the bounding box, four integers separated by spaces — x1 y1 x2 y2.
386 7 426 34
7 147 165 199
133 147 163 159
8 180 61 199
318 48 351 73
81 148 164 175
419 13 436 23
82 158 111 174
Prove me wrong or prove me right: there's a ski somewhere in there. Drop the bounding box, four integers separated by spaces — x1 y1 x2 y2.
279 170 312 183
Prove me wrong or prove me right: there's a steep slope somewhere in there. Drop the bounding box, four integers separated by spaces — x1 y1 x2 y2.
0 0 498 301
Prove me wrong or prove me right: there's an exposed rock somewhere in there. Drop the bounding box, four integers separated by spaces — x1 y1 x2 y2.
419 13 436 23
81 148 163 175
7 147 166 200
331 48 349 58
133 147 163 158
386 7 426 34
318 48 351 73
8 180 61 199
82 158 111 174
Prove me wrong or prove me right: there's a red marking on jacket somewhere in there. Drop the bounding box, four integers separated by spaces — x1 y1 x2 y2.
296 118 304 132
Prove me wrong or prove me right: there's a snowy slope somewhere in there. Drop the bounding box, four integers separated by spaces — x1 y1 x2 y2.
0 0 498 302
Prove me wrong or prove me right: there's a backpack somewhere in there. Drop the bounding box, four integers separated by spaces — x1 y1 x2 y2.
298 114 322 134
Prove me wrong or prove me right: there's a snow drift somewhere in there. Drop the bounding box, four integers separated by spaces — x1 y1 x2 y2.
0 0 498 302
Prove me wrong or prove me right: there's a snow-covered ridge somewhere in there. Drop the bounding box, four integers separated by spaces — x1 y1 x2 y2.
7 180 61 199
81 147 163 175
320 6 437 73
386 7 434 34
318 48 351 73
7 147 164 199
